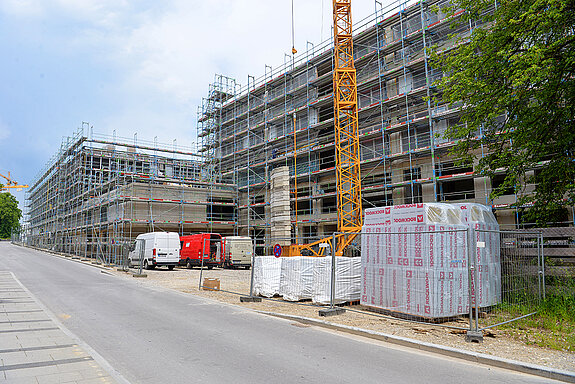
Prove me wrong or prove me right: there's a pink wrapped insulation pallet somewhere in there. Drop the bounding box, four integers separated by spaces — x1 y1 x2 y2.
454 203 502 307
253 256 282 297
312 257 362 305
361 203 501 319
279 257 318 301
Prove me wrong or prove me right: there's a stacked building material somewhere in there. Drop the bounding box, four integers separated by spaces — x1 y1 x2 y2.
270 166 291 245
279 256 318 301
252 256 282 297
361 203 502 319
252 255 362 304
312 257 362 305
453 203 502 307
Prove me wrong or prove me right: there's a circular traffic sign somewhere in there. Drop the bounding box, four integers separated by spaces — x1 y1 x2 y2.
273 244 282 258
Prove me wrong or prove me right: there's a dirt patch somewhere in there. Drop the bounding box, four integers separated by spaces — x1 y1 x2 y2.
110 265 574 373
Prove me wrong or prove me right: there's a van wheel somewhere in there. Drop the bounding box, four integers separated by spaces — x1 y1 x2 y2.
207 265 213 270
144 260 150 270
168 265 174 271
186 260 193 269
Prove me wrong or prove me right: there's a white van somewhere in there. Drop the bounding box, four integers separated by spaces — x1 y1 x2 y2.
222 236 253 269
128 232 180 270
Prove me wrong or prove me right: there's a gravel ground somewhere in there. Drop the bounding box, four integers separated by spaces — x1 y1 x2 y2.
110 264 574 373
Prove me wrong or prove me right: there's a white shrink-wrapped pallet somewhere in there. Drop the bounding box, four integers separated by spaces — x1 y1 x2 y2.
279 257 317 301
252 256 282 298
312 257 361 305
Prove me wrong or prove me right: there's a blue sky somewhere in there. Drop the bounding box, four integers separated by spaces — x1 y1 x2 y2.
0 0 380 209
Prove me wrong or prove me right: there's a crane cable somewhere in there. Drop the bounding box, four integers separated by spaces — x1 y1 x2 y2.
291 0 298 243
291 0 297 55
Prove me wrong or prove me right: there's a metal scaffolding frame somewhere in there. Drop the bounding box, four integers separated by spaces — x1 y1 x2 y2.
196 0 534 254
25 126 237 263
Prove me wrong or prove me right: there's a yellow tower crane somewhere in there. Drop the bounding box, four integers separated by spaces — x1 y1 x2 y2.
0 171 29 192
332 0 363 254
290 0 362 257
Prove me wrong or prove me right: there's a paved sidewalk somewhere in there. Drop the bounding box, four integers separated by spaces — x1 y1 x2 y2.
0 271 120 384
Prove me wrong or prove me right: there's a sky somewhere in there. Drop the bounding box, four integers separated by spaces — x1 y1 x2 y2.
0 0 384 210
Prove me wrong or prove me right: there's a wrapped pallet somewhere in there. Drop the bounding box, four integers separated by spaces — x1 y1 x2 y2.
453 203 502 307
312 257 362 305
279 257 317 301
252 256 282 297
362 203 501 319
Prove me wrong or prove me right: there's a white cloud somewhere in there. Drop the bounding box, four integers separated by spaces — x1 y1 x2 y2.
0 0 44 17
1 0 380 149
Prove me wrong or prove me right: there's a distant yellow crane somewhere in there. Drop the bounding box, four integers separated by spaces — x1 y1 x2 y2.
0 171 29 191
289 0 362 257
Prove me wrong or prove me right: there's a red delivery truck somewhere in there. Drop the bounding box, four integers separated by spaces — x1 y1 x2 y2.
179 233 222 269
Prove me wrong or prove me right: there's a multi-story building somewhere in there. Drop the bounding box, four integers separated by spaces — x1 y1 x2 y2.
26 0 574 261
197 0 573 252
26 128 236 262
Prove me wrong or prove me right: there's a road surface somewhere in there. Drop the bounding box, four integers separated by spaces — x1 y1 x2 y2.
0 243 560 383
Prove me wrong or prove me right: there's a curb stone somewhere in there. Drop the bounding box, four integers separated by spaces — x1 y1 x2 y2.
258 311 575 383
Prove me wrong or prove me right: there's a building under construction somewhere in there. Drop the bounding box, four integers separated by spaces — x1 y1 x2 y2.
26 0 574 259
196 0 573 250
25 128 236 263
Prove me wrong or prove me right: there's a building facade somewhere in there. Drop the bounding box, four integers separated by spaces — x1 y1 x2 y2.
26 128 236 262
197 0 573 252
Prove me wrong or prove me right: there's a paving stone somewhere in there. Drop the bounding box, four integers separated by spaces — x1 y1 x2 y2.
0 274 119 384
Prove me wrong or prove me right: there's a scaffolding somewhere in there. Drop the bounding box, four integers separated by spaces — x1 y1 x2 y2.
25 126 237 264
196 0 538 254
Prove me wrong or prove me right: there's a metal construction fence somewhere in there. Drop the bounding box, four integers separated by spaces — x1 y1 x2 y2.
13 226 545 340
478 230 544 331
215 229 545 340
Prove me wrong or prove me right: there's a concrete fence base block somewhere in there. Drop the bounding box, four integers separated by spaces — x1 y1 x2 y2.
465 330 484 343
240 296 262 303
319 307 346 317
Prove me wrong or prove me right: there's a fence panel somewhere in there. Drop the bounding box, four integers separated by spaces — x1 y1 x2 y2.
359 228 471 329
474 230 543 331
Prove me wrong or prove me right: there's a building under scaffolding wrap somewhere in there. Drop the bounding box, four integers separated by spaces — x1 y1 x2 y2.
25 128 236 263
24 0 574 261
196 0 574 251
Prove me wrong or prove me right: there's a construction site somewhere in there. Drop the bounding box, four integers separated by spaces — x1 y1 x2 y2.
6 2 573 381
24 0 574 259
196 0 573 248
25 128 236 263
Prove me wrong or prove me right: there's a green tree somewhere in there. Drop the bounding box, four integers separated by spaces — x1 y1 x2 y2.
0 192 22 238
432 0 575 226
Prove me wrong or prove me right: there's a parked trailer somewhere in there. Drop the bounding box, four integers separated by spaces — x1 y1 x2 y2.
128 232 180 270
222 236 253 269
179 233 222 269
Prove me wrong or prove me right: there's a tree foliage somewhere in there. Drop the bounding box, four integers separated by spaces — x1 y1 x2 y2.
0 192 22 238
432 0 575 225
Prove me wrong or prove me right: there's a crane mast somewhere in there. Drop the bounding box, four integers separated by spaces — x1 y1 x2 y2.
289 0 362 257
332 0 362 255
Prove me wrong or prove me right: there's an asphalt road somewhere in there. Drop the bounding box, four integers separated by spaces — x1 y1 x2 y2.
0 243 561 383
